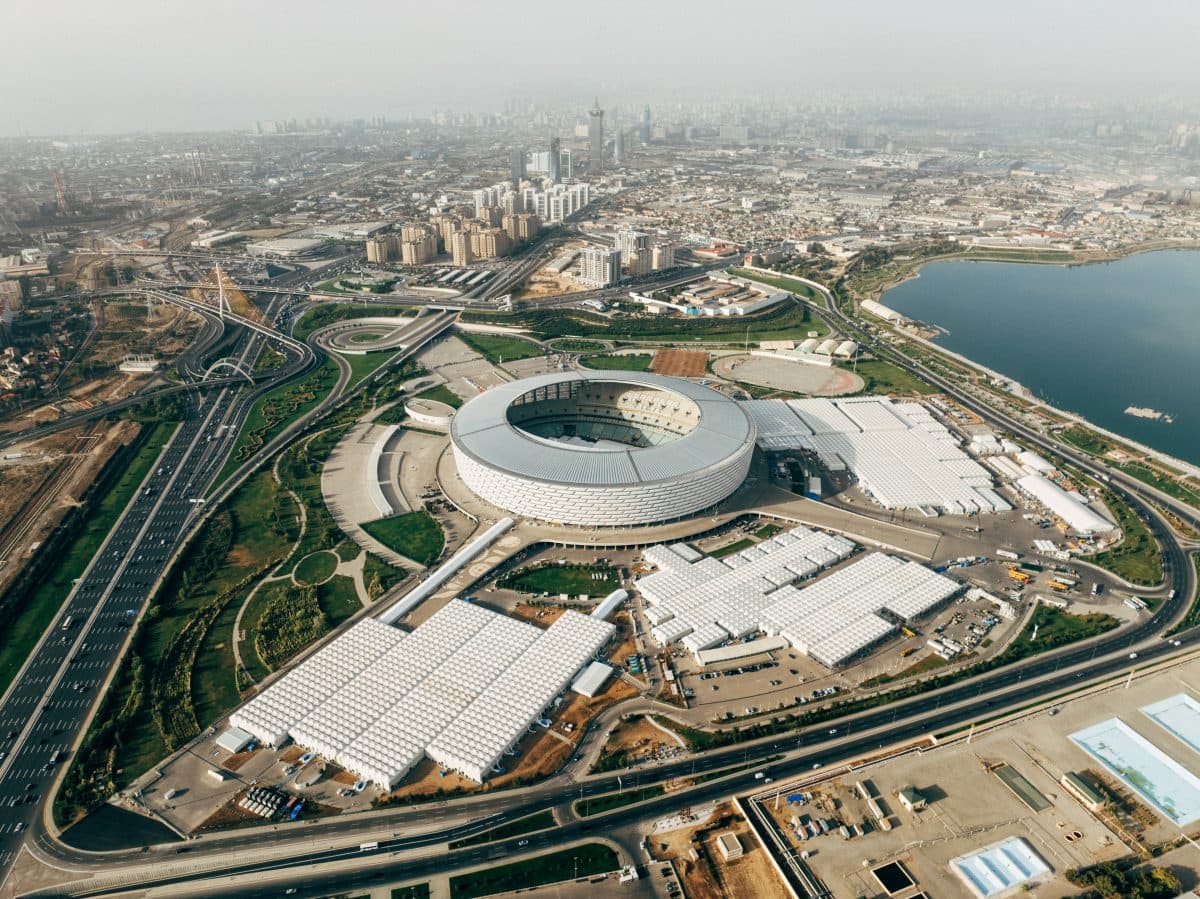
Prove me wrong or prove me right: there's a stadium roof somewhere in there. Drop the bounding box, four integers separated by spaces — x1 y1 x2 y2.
450 371 755 487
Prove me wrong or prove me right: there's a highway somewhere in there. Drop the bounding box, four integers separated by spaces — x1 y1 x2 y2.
5 270 1197 896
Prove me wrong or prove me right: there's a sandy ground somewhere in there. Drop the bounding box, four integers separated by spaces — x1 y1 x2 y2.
650 349 709 378
713 354 863 395
650 802 787 899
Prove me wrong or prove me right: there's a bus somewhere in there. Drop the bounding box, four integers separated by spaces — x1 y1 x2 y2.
61 615 74 631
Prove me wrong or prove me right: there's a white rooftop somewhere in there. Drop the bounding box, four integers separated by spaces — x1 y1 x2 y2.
639 527 961 667
742 397 1011 516
230 602 613 787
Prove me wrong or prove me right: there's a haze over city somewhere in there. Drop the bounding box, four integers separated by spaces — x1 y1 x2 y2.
5 0 1200 135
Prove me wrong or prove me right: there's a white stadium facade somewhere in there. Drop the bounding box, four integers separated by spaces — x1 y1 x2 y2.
449 371 756 526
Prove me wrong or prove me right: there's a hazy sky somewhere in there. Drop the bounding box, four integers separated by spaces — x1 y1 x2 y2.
5 0 1200 135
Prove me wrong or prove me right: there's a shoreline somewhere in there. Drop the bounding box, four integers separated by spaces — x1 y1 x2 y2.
865 245 1200 481
863 238 1200 307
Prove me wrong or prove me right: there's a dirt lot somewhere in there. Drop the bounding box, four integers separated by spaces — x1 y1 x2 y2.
0 420 139 595
651 349 709 378
515 271 578 299
650 802 787 899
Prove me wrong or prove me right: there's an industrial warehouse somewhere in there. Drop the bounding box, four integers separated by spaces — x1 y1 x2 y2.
449 370 756 526
639 525 963 667
743 396 1012 515
230 601 613 787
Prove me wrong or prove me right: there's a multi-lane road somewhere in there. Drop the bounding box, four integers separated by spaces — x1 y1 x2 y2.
1 267 1196 897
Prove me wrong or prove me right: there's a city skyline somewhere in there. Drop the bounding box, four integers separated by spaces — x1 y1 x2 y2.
4 0 1200 136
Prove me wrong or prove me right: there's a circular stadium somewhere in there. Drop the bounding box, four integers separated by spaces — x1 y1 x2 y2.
449 371 756 526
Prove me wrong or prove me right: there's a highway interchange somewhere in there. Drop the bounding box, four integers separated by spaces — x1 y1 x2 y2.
0 258 1195 898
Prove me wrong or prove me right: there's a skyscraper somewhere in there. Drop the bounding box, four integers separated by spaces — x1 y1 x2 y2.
548 137 561 184
588 99 604 175
640 105 651 144
613 129 625 166
508 147 526 185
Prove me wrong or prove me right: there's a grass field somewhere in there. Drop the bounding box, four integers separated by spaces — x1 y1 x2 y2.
498 563 618 596
711 538 754 559
415 383 463 409
344 351 397 390
448 810 556 849
0 420 175 698
461 299 818 344
449 844 618 898
549 338 606 351
362 510 445 567
457 331 544 364
579 353 653 371
1091 491 1164 586
574 785 665 817
853 359 936 395
727 267 818 298
294 550 337 585
363 553 407 600
292 303 413 342
317 574 362 623
992 605 1120 667
216 354 341 487
391 886 430 899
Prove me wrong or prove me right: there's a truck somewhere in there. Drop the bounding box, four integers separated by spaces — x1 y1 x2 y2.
1007 569 1031 584
996 549 1020 561
359 842 379 852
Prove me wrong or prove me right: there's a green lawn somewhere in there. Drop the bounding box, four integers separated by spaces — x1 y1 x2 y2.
756 523 782 539
457 331 544 364
574 785 665 817
216 354 341 488
363 552 407 601
317 574 362 624
711 538 754 559
461 300 818 344
416 383 463 409
727 267 818 298
0 420 175 698
390 886 430 899
498 563 618 596
344 351 398 390
1090 491 1164 586
449 844 618 898
294 550 337 585
361 511 445 567
580 353 653 371
991 605 1121 667
853 359 936 396
448 810 556 849
550 338 607 351
292 303 413 342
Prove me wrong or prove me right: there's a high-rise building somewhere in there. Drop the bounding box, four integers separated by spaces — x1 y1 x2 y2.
366 234 400 264
559 147 572 179
548 137 562 183
640 105 651 143
613 129 626 166
579 247 621 287
617 229 650 262
477 205 502 227
451 231 473 267
508 147 525 185
652 243 676 271
587 99 604 174
470 227 512 260
431 214 460 253
401 227 437 265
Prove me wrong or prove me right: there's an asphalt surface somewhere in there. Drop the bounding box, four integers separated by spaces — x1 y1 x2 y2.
0 283 315 887
6 269 1198 897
